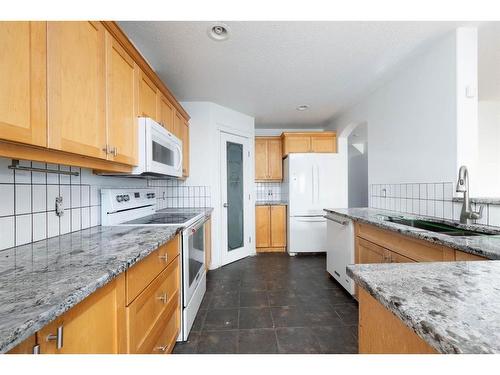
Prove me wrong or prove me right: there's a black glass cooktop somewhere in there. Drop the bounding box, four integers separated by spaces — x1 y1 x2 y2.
123 212 198 225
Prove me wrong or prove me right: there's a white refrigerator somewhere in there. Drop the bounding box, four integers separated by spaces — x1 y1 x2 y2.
283 153 348 254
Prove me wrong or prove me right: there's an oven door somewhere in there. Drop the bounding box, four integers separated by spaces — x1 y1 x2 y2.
144 119 182 177
183 219 206 307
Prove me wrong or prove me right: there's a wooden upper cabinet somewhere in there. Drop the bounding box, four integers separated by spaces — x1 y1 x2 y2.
255 138 269 180
281 131 337 157
310 133 337 153
47 21 107 159
181 119 190 178
138 69 159 121
255 206 271 248
173 111 183 139
158 94 175 133
105 32 138 166
36 277 125 354
0 22 47 147
255 137 282 181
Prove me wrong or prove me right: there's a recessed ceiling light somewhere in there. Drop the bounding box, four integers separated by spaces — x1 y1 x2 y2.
208 23 230 41
296 105 310 111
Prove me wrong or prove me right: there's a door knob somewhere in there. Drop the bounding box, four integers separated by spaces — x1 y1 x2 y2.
223 203 229 208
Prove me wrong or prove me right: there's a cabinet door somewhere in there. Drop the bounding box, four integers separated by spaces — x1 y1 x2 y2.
105 32 138 166
37 276 125 354
138 69 158 121
255 206 271 248
204 219 212 270
255 138 269 180
47 21 107 159
358 238 387 264
0 22 46 147
7 335 37 354
270 205 286 248
181 119 190 177
267 138 283 180
283 135 311 155
388 250 416 263
173 111 183 139
159 94 175 133
311 134 336 153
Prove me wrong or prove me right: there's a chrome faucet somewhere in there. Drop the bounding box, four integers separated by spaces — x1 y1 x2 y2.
456 165 483 224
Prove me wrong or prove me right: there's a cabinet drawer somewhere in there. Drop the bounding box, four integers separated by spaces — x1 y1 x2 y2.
150 300 180 354
356 223 453 262
126 235 180 304
126 256 180 354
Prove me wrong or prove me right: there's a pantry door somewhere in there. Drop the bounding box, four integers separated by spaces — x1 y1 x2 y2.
220 131 252 265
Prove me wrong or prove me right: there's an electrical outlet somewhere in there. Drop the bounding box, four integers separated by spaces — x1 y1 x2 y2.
55 196 64 217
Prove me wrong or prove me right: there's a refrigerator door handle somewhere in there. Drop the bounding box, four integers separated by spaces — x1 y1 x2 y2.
311 166 315 203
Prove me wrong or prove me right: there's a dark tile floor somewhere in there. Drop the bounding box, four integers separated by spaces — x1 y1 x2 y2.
173 253 358 354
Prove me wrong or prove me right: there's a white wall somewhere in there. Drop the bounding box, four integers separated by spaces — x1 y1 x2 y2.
330 28 479 193
348 142 368 207
255 128 324 136
181 102 255 269
478 100 500 196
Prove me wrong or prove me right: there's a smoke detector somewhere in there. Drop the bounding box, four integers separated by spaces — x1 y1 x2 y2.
208 23 230 41
296 105 310 111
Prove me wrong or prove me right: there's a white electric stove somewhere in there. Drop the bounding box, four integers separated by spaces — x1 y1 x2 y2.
100 188 207 341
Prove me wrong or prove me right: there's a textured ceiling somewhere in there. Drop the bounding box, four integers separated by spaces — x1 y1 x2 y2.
119 21 471 128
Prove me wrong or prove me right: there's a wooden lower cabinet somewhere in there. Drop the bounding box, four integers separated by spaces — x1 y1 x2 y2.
355 222 486 265
256 205 287 252
36 274 126 354
7 335 37 354
358 288 436 354
8 235 182 354
126 257 180 354
205 219 212 270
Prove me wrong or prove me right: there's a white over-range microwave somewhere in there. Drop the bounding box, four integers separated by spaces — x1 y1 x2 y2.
102 117 183 178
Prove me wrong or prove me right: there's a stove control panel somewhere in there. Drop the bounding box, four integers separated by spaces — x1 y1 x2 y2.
101 188 157 225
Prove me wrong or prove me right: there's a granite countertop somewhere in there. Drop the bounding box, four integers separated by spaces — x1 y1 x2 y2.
0 207 213 354
347 261 500 353
324 207 500 260
255 200 288 206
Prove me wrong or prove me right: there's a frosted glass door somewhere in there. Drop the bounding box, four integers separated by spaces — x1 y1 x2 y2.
220 131 251 266
227 142 244 251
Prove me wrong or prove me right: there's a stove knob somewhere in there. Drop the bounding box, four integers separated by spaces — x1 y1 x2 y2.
116 195 124 202
123 195 130 202
150 193 156 199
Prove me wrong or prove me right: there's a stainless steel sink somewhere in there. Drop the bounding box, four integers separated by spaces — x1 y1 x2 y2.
383 216 495 237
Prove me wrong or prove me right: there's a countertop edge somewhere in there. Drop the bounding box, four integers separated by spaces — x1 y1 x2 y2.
324 208 500 260
0 227 182 354
346 265 465 354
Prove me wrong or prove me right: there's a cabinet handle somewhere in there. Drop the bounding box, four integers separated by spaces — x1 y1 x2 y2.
154 345 168 352
46 325 64 350
157 292 168 304
102 145 110 154
112 147 118 157
158 253 168 262
32 344 40 354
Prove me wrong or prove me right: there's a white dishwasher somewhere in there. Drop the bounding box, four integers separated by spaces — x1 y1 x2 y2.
325 212 355 295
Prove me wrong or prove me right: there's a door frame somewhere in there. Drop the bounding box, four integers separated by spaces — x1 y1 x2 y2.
218 125 255 266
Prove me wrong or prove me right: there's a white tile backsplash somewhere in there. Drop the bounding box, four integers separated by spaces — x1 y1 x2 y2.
15 185 31 215
32 185 47 213
0 216 15 249
15 214 32 246
0 184 14 216
33 212 47 242
366 182 500 224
